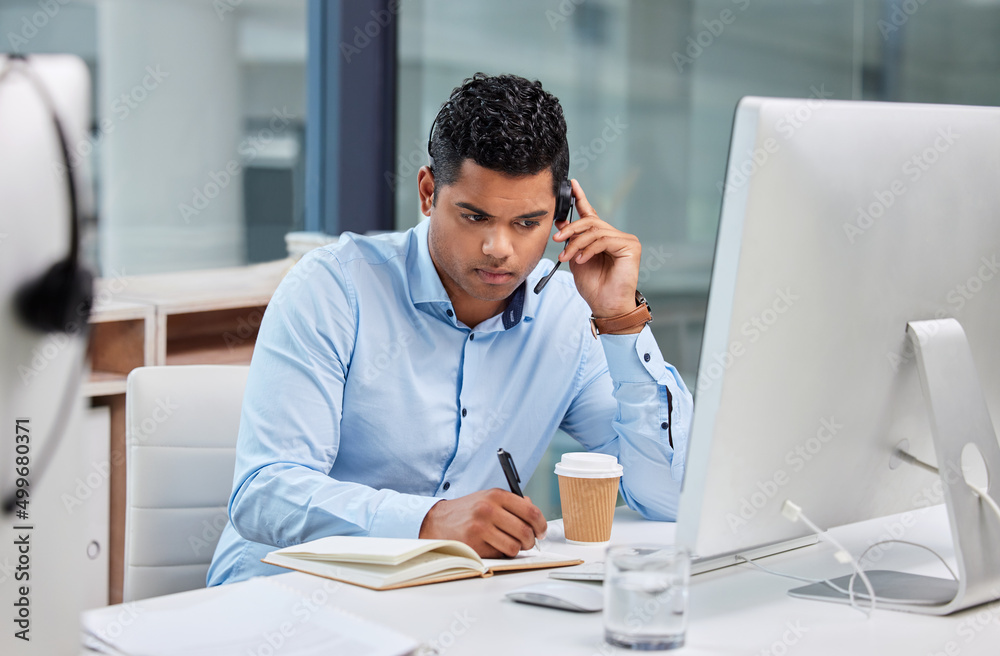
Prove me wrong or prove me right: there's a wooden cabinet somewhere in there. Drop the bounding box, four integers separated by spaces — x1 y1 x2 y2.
85 299 156 397
86 258 292 603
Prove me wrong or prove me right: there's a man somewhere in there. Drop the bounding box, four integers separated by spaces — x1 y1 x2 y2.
207 73 692 586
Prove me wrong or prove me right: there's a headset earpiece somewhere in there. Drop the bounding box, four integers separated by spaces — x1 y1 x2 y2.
3 54 93 334
16 260 93 334
554 179 574 224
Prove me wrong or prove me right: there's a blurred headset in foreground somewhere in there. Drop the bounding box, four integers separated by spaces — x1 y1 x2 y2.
0 53 93 334
0 53 94 516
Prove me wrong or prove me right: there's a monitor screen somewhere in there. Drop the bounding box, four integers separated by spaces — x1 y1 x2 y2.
677 97 1000 568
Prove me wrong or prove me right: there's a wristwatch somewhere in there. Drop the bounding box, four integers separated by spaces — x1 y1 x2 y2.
590 290 652 338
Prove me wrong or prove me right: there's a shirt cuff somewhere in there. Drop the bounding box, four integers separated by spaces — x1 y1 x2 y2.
367 492 442 538
599 325 666 383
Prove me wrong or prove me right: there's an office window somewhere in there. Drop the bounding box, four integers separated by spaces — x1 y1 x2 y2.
1 0 308 275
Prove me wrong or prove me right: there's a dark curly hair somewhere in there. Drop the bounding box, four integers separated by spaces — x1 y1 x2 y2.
428 73 569 200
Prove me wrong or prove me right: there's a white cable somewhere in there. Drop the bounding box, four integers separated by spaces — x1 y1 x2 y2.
782 501 877 616
894 449 1000 525
735 554 825 585
765 450 999 616
736 548 952 609
734 554 872 616
970 483 1000 523
854 539 958 584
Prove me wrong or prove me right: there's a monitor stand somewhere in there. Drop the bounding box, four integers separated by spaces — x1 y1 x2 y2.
791 318 1000 615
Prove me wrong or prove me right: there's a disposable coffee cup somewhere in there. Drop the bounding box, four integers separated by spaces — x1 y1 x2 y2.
555 453 623 544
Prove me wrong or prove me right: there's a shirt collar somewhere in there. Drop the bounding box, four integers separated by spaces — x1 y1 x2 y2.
501 281 526 329
407 219 451 306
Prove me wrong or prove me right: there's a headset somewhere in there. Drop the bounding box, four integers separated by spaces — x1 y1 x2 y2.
1 53 93 334
0 54 94 516
426 101 574 293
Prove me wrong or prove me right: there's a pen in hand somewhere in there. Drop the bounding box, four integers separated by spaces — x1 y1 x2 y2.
497 448 546 552
497 448 523 497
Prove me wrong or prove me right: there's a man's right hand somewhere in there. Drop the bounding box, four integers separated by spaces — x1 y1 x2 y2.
418 489 548 558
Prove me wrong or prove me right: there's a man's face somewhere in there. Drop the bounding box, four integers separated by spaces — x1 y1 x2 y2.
421 160 556 314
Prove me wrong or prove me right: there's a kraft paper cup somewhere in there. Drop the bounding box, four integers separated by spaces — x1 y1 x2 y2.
555 453 623 544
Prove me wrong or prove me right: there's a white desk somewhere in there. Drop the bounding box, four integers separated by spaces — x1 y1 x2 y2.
82 505 1000 655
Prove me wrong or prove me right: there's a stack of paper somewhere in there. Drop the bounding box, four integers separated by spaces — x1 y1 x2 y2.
81 576 418 656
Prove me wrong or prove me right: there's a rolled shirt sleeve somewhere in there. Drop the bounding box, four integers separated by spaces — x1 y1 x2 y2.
560 323 693 521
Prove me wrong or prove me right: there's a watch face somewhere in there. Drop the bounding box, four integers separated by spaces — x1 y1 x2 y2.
635 289 648 308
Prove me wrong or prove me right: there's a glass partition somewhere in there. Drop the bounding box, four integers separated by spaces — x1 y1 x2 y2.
1 0 307 275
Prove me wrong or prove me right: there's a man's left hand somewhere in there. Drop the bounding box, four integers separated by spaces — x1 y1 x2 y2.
553 179 641 319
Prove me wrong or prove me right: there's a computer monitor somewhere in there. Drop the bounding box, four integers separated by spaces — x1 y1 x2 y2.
676 96 1000 615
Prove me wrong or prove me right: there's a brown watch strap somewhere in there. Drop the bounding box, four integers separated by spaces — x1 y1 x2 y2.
590 302 653 337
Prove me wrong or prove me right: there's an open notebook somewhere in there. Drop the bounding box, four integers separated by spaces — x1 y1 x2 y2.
262 536 583 590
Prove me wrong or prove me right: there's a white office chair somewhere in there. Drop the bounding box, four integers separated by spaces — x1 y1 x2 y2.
123 365 249 602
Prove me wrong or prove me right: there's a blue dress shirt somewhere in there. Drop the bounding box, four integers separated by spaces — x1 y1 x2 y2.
207 219 692 586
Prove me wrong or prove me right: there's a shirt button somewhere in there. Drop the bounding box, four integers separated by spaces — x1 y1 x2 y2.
661 421 669 430
462 408 467 417
469 333 475 341
644 353 651 362
446 309 454 317
443 481 451 491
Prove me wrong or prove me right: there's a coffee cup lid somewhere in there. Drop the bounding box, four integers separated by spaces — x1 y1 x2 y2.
554 452 623 478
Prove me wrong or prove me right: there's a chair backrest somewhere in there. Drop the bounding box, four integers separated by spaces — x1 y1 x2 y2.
123 365 249 602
